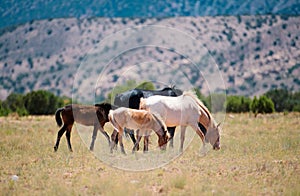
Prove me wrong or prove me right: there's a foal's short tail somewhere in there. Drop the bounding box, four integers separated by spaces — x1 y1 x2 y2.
108 111 121 132
55 107 64 127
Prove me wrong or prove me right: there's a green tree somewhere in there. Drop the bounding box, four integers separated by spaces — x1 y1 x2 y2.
291 91 300 112
0 100 10 116
226 96 251 113
24 90 63 115
250 96 259 116
3 93 28 116
240 97 251 112
258 96 275 113
251 95 274 116
226 96 240 113
265 89 293 112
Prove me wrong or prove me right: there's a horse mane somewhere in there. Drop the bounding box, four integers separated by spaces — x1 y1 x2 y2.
151 112 167 134
95 102 118 110
182 91 212 122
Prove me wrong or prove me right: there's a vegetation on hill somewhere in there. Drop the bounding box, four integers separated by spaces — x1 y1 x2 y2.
1 16 299 100
1 81 300 117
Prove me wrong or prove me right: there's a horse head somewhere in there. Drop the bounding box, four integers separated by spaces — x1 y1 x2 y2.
158 130 169 150
151 112 169 150
206 122 221 150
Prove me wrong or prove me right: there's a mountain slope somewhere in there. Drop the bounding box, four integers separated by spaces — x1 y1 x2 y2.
0 15 299 101
1 0 300 29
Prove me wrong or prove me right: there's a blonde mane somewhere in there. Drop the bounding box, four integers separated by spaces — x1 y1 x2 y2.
151 113 167 133
182 91 213 123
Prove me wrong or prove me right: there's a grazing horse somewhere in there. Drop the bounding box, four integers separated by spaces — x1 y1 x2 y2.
113 87 183 149
54 103 115 152
139 91 221 152
108 107 169 154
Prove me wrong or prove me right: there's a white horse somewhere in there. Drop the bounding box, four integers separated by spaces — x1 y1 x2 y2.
139 91 221 152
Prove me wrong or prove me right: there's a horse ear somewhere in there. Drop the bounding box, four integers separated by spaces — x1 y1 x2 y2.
217 122 221 128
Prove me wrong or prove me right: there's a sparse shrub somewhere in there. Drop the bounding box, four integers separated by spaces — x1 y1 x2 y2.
294 78 300 85
268 50 274 56
282 24 287 29
27 57 34 69
47 29 52 35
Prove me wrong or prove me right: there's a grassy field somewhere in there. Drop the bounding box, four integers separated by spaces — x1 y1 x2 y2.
0 113 299 195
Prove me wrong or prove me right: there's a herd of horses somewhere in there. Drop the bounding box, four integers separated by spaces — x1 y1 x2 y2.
53 87 221 154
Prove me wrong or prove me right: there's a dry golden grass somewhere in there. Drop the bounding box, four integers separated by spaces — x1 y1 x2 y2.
0 113 299 195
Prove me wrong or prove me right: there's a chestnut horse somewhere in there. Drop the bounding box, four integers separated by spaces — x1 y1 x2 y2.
54 103 115 152
109 107 169 154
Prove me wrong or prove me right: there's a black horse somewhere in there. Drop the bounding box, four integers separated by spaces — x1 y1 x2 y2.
113 87 183 150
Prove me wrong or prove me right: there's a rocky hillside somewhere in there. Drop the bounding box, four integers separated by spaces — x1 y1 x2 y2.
0 15 299 101
1 0 299 28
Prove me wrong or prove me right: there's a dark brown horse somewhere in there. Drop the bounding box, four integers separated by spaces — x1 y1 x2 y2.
54 103 115 152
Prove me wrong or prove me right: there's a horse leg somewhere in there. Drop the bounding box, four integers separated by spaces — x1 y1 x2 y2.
54 125 67 152
99 126 111 146
89 125 98 151
126 128 138 151
144 135 149 152
180 126 187 152
190 123 206 152
110 130 118 153
132 131 142 153
65 125 73 152
118 130 126 154
167 127 176 148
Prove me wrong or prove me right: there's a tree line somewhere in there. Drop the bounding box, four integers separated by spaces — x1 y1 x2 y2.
0 87 299 117
225 89 300 114
0 90 71 116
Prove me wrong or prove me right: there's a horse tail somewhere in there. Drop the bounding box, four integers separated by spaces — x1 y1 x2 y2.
108 111 120 132
55 107 64 127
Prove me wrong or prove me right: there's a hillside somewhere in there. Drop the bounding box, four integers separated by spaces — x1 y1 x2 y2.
0 15 299 101
1 0 300 28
